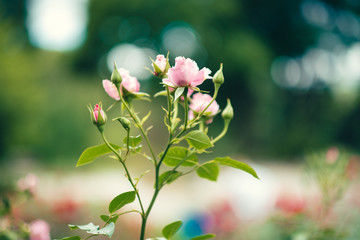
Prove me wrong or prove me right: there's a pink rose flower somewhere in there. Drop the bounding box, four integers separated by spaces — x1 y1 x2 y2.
102 79 120 100
162 57 211 88
189 93 219 123
103 68 140 100
121 76 140 94
29 220 51 240
17 173 38 195
92 104 106 126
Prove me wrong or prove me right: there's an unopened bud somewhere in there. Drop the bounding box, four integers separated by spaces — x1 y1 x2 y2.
222 98 233 121
151 54 170 78
88 103 107 131
114 117 131 131
111 62 122 85
213 63 224 86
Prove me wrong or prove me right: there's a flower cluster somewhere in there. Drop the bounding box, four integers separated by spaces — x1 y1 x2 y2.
65 54 257 240
100 55 226 126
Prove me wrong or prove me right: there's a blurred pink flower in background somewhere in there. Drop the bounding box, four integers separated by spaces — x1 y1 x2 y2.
275 194 306 215
189 93 219 123
17 173 38 195
52 198 83 223
29 220 51 240
163 56 211 88
326 147 339 165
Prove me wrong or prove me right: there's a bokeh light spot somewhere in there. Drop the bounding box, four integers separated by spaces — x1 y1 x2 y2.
26 0 88 51
107 44 155 81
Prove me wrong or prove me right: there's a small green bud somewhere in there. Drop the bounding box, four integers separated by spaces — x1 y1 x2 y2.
111 62 122 85
221 98 234 121
114 117 131 131
213 63 224 86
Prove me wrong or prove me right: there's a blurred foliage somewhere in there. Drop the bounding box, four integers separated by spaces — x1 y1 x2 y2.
1 0 360 163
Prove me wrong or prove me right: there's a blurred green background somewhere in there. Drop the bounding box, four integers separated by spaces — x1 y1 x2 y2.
1 0 360 165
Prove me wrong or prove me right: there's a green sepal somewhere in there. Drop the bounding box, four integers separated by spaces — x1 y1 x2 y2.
196 163 219 181
76 144 121 167
185 130 213 150
154 90 168 97
191 234 216 240
162 221 183 239
161 147 197 167
109 191 136 213
140 111 152 126
214 157 259 179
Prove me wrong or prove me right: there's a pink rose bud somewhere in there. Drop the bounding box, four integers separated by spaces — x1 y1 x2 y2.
29 220 51 240
90 103 106 128
153 55 167 73
189 93 219 123
162 56 211 88
17 173 38 195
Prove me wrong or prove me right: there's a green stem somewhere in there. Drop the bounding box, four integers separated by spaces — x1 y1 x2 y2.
166 86 173 136
173 88 190 139
140 88 189 239
100 132 145 218
159 148 196 189
120 95 158 165
125 129 130 158
211 120 230 144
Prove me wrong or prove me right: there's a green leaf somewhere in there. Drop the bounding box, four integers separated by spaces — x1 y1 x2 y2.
76 144 121 167
124 135 142 148
100 215 110 222
68 222 115 238
162 147 197 167
159 171 182 186
68 222 98 231
185 130 213 150
174 87 185 102
196 163 219 181
55 237 81 240
191 234 216 240
162 221 183 239
109 191 136 213
97 222 115 237
214 157 259 179
100 214 119 224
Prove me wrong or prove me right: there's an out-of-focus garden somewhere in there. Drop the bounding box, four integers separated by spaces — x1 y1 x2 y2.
2 0 360 239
